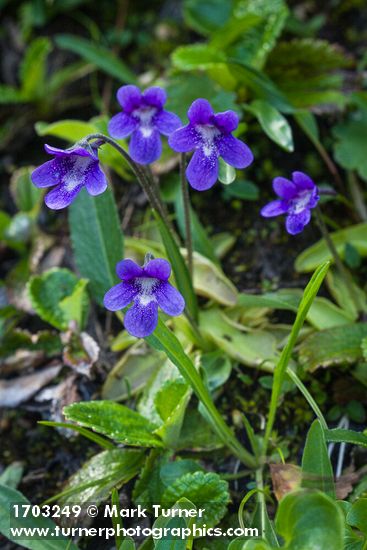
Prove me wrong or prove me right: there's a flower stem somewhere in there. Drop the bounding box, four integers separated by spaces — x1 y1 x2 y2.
180 153 193 276
347 171 367 222
85 133 172 230
286 367 328 430
314 205 362 312
142 165 177 238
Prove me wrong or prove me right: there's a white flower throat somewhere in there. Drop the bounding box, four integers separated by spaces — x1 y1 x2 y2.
64 156 91 191
196 124 221 157
136 277 159 306
133 106 157 138
290 190 313 214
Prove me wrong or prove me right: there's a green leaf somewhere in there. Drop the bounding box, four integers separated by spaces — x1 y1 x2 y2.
230 541 271 550
183 0 232 35
0 484 78 549
324 428 367 449
153 516 188 550
64 401 164 448
177 409 223 451
137 358 182 425
119 538 136 550
222 179 259 200
153 211 198 322
171 44 226 71
306 296 356 329
162 471 229 528
238 290 355 329
191 252 238 306
200 308 277 368
160 460 204 487
102 344 163 401
344 243 361 269
35 120 97 142
133 450 169 508
146 319 257 467
301 420 335 498
295 223 367 272
154 379 191 448
59 279 89 329
201 351 232 392
275 490 344 549
326 269 367 318
69 187 123 304
20 37 52 99
228 61 293 114
0 463 24 489
27 268 89 330
224 0 289 68
299 323 367 371
155 380 189 422
248 100 294 152
264 262 330 444
55 35 136 83
346 498 367 536
10 167 43 213
56 449 145 505
266 39 350 109
0 85 25 104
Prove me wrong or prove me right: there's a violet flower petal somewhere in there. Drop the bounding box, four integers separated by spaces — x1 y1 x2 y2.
308 187 320 208
44 144 70 157
273 177 297 199
117 85 142 112
144 258 171 280
155 281 185 316
116 259 144 281
124 301 158 338
260 200 288 217
286 210 311 235
108 112 138 138
292 171 315 190
154 110 182 136
31 159 61 187
212 111 239 133
143 86 167 108
129 128 162 164
85 164 108 196
217 135 254 169
186 148 219 191
168 125 197 152
44 144 94 159
103 282 138 311
44 183 83 210
188 98 213 124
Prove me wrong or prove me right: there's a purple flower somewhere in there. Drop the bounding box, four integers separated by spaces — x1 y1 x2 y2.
31 143 107 210
108 85 181 165
168 98 253 191
261 171 320 235
104 257 185 338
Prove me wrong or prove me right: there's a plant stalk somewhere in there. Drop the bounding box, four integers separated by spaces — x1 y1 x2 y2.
314 205 361 312
180 153 193 276
347 171 367 222
85 133 172 230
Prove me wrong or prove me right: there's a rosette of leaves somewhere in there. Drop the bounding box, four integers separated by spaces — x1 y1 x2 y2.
265 39 351 108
